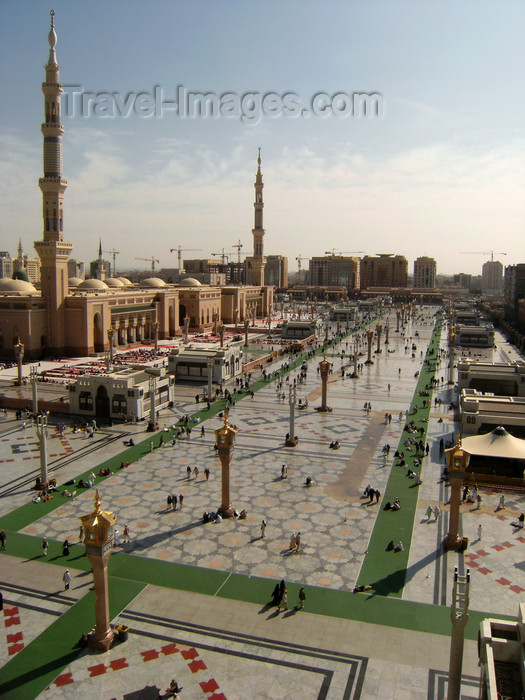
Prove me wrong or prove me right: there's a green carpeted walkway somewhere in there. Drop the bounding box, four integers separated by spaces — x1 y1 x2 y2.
0 577 145 700
357 315 443 595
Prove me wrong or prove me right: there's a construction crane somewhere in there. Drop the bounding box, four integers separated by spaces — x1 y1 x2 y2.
212 249 230 265
231 240 244 284
170 246 203 272
460 250 507 262
296 255 309 282
135 256 159 273
102 249 119 278
325 249 365 256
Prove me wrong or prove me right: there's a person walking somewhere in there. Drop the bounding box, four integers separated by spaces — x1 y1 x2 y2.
476 494 482 510
204 467 210 481
79 524 84 541
278 589 288 612
297 586 306 610
477 523 482 541
295 532 301 552
149 440 153 453
0 530 6 550
62 539 70 557
179 493 184 509
42 538 48 556
425 505 433 521
186 465 191 479
193 466 199 480
123 524 130 543
167 494 173 511
433 505 441 520
498 494 505 510
260 519 267 538
63 569 71 590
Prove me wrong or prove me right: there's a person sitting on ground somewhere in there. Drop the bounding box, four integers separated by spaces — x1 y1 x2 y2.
333 440 340 449
305 476 313 487
407 469 415 478
394 541 404 551
353 584 374 593
239 509 247 519
386 540 395 551
391 498 401 510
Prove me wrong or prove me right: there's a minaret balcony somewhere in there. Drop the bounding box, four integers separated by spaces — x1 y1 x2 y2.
42 122 64 133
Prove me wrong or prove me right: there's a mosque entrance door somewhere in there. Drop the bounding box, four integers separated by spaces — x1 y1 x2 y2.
95 385 110 420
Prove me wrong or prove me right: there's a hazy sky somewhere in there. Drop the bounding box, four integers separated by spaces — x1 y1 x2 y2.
1 1 524 276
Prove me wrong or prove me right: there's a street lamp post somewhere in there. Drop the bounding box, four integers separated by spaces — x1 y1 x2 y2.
148 374 157 432
244 319 250 348
35 413 49 486
14 337 24 386
183 316 190 344
286 385 297 446
353 336 359 378
30 366 39 413
108 327 115 363
153 321 159 351
365 329 374 364
218 322 225 348
375 323 382 354
447 568 470 700
207 357 214 400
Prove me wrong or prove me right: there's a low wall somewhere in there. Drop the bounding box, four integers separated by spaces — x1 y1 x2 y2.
0 396 70 415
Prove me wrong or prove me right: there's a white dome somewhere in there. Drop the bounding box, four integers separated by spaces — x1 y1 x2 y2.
0 278 37 295
78 279 109 290
68 277 83 287
179 277 202 287
105 277 125 288
117 277 133 286
141 277 167 288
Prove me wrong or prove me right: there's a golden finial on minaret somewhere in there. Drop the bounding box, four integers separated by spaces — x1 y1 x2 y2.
93 489 101 514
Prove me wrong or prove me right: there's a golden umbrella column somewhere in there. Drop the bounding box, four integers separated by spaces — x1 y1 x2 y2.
215 417 238 518
80 491 117 651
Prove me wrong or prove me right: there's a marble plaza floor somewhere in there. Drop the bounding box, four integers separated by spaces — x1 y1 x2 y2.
0 308 524 699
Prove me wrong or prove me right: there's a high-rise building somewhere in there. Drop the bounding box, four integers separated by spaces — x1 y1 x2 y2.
413 256 436 288
360 254 408 289
481 260 503 295
265 255 288 288
244 150 266 285
504 264 525 323
309 255 360 289
0 252 13 279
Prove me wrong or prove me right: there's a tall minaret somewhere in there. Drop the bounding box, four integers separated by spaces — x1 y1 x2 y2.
34 11 73 353
249 148 266 286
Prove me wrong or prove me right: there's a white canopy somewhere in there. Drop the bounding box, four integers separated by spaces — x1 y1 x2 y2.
462 427 525 460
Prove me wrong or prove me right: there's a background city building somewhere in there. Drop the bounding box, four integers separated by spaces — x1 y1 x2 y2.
413 256 437 289
360 254 408 289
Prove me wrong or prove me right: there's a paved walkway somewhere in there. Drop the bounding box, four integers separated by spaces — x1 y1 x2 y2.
0 307 523 699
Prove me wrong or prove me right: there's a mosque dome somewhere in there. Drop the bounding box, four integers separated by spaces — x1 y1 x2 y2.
178 277 202 287
117 277 133 286
105 278 125 288
78 279 109 290
0 278 38 295
141 277 167 288
68 277 83 287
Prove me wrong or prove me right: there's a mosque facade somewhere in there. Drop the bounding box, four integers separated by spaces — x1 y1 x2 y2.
0 14 272 361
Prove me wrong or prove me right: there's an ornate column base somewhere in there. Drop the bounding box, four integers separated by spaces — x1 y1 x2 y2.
285 437 298 447
219 503 235 518
88 628 115 652
443 533 465 551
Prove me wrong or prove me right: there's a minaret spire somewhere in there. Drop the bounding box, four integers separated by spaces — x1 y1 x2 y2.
34 11 73 354
248 148 266 286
